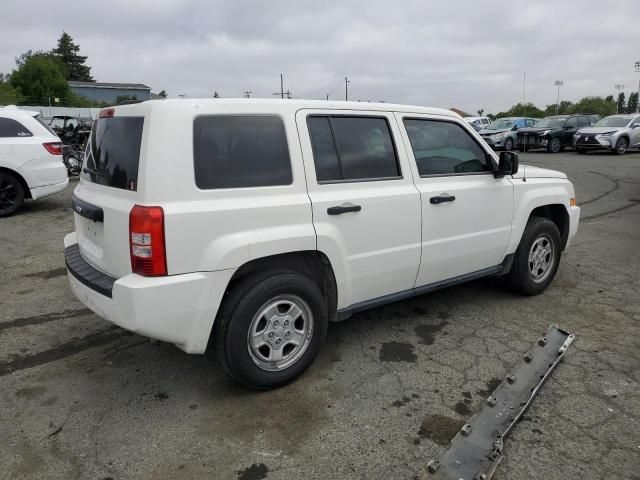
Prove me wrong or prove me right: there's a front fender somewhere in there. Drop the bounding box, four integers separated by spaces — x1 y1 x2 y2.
507 179 573 254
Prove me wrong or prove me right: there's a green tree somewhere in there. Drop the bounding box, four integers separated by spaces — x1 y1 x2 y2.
544 100 574 116
0 73 24 105
477 108 484 116
626 92 639 114
10 54 70 105
158 90 167 98
52 31 93 81
569 96 616 117
115 95 138 105
617 92 626 114
495 102 545 119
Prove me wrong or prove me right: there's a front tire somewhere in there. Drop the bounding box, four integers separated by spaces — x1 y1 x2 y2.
505 217 562 296
213 270 328 390
0 172 25 218
614 137 628 155
547 137 561 153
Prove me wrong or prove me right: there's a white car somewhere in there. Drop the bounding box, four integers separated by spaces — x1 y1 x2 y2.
0 107 68 216
65 99 580 389
464 116 492 131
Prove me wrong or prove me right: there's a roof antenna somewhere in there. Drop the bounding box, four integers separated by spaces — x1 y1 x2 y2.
522 133 527 182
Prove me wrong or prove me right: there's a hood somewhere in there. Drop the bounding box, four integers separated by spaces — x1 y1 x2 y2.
577 126 623 135
479 128 510 135
511 165 567 180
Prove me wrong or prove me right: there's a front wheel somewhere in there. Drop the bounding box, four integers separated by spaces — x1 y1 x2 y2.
547 137 561 153
213 270 328 390
504 138 514 151
614 137 628 155
504 217 562 295
0 172 25 218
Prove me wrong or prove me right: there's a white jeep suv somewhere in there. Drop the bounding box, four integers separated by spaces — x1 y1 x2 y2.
65 99 580 389
0 107 68 216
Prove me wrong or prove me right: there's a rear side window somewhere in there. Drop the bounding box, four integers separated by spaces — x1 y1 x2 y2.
577 116 590 127
0 118 32 137
404 119 491 176
34 115 58 136
307 116 400 182
83 117 144 191
193 115 292 189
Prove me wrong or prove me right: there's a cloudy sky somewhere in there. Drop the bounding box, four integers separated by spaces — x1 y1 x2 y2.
2 0 639 113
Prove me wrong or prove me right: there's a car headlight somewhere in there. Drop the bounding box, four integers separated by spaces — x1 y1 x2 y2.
493 132 506 139
573 131 581 137
597 131 617 137
539 130 551 136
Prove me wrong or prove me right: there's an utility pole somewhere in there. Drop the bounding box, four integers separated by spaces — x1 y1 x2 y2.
280 74 284 99
244 91 252 98
615 84 624 113
635 61 640 113
523 72 526 105
345 76 350 101
554 80 563 114
326 93 329 100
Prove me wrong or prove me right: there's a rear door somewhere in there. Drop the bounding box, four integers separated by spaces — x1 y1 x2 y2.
296 110 421 308
561 116 578 146
397 114 513 286
73 111 145 278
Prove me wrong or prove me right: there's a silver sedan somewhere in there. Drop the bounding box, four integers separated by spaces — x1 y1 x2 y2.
574 114 640 154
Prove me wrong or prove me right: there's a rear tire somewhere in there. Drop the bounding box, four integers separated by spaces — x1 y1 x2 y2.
614 137 628 155
213 270 328 390
0 172 25 218
504 217 562 296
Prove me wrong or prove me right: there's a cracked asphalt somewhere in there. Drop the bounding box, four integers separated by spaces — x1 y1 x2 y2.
1 151 639 480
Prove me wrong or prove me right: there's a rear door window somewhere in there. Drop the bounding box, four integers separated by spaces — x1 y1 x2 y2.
193 115 292 189
404 119 492 176
577 116 591 127
0 118 32 137
307 116 400 182
83 116 144 191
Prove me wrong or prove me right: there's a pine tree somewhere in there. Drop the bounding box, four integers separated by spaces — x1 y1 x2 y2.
626 92 639 114
617 92 626 114
52 32 93 82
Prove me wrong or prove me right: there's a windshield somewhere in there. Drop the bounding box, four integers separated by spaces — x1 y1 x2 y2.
594 116 632 128
534 117 566 128
486 119 514 130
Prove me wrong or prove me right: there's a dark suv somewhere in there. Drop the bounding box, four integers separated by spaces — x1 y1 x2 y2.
516 114 599 153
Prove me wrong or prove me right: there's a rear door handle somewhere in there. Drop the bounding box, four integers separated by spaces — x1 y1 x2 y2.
430 194 456 205
327 202 362 215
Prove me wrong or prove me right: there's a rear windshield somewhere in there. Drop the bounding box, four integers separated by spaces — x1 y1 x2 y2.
83 117 144 191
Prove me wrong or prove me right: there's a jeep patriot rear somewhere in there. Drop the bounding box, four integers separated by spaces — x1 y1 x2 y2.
65 99 580 389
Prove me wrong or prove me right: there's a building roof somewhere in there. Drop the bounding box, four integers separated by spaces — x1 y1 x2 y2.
69 81 151 90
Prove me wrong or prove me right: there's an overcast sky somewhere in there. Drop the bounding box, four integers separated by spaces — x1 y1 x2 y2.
2 0 639 113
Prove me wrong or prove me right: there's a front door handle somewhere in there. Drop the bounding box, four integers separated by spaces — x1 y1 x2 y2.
327 202 362 215
430 194 456 205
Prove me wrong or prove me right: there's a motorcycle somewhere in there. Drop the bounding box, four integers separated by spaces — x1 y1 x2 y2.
62 144 84 177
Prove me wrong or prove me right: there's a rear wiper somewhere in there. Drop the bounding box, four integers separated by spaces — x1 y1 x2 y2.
82 166 106 176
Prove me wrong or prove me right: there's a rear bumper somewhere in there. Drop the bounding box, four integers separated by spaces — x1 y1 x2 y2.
30 178 68 200
64 232 235 354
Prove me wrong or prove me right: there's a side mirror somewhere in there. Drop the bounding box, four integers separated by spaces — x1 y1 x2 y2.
496 151 519 177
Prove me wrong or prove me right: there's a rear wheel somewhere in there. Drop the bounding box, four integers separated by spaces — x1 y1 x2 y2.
505 217 561 296
0 172 24 218
614 137 628 155
547 137 561 153
213 270 328 390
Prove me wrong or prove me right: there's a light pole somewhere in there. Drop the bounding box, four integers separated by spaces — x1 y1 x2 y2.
554 80 563 114
615 84 624 113
635 61 640 113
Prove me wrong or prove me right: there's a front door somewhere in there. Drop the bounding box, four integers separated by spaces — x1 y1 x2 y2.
396 114 514 286
296 110 422 309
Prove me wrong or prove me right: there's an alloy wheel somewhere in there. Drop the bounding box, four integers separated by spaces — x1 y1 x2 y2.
528 234 555 283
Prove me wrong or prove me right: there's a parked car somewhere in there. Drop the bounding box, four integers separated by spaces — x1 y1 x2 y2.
0 107 68 217
65 99 580 389
573 114 640 154
516 114 599 153
464 116 491 131
478 117 537 151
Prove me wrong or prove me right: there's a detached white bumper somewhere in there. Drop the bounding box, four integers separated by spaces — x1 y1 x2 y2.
565 205 580 249
64 232 235 354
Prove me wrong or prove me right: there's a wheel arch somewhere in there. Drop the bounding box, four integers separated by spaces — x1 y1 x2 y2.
0 166 31 199
529 204 569 250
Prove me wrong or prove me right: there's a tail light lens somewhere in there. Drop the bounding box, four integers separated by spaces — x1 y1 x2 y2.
100 108 115 118
43 142 62 155
129 205 167 276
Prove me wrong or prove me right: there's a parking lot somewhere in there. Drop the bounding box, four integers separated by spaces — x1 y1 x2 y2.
1 150 639 480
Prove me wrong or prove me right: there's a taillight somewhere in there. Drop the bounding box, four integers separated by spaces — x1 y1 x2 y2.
43 142 62 155
129 205 167 276
100 108 115 118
